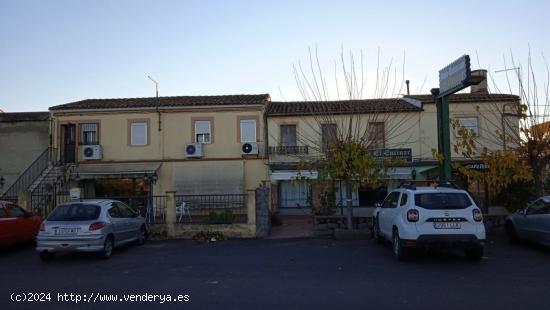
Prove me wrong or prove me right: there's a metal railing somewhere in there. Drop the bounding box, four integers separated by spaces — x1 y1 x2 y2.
175 194 247 210
2 147 57 198
268 145 309 155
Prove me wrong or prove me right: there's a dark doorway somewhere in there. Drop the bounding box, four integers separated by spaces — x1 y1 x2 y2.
61 124 76 164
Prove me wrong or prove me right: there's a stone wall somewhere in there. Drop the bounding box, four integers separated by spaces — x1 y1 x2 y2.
255 186 271 238
314 216 373 236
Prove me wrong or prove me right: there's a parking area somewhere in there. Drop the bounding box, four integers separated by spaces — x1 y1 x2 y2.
1 231 549 310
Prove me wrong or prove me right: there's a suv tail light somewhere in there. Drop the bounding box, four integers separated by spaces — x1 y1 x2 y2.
39 223 45 232
473 209 483 222
407 209 419 222
89 222 106 231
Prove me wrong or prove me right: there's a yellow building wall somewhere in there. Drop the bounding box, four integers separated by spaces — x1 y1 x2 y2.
51 107 269 195
267 100 519 163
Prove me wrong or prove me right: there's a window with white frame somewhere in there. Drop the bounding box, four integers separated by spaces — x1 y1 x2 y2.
240 119 257 143
130 121 148 146
455 117 479 136
80 123 98 145
195 120 211 143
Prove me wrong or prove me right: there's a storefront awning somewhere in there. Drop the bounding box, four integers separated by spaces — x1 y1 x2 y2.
73 162 161 180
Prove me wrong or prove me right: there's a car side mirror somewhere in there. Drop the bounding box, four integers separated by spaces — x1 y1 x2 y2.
374 202 382 208
517 209 525 215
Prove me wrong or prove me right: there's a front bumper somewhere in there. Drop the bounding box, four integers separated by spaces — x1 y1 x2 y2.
36 234 106 253
403 234 485 248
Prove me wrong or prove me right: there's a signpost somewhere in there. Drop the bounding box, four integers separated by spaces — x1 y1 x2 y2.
433 55 483 182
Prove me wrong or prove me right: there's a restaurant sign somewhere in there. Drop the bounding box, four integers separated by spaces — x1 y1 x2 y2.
368 148 412 162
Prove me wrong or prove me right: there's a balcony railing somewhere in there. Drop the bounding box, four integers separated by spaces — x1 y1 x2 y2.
268 145 309 155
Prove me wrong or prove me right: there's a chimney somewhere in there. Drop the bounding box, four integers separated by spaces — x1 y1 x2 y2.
405 80 410 95
470 69 488 94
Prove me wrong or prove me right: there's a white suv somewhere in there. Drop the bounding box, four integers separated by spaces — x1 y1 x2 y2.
373 184 486 261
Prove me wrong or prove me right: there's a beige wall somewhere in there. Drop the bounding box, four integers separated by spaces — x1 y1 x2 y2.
267 111 421 162
267 100 520 163
51 107 269 197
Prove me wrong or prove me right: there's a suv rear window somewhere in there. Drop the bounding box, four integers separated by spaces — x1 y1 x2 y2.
414 193 472 210
47 204 101 221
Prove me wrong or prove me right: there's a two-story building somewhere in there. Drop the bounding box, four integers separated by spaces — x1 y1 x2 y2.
49 94 270 236
266 71 520 214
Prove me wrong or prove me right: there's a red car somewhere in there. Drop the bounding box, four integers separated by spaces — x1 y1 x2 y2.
0 200 43 247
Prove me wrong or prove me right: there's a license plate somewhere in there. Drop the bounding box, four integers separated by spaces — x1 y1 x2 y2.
433 222 461 229
54 228 80 235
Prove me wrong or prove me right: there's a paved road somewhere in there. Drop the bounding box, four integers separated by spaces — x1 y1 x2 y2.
1 231 549 310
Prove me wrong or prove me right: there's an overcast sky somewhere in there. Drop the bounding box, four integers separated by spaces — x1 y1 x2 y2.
1 0 549 112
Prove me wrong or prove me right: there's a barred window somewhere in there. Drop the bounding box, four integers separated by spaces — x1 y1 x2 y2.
80 123 98 145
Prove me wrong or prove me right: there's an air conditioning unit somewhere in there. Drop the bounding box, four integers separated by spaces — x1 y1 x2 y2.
82 145 102 160
241 142 259 155
185 143 203 158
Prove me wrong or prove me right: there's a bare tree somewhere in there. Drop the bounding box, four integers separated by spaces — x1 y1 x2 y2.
274 47 417 229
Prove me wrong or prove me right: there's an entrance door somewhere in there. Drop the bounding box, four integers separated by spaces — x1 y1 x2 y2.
62 124 76 164
279 180 311 208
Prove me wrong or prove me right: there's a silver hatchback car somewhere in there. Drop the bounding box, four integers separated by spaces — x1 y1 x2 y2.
505 196 550 247
36 199 147 261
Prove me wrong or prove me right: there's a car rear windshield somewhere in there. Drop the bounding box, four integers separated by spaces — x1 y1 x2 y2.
414 193 472 210
47 204 101 221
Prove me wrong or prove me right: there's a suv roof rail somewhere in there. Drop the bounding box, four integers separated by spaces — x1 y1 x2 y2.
436 181 461 189
398 182 416 190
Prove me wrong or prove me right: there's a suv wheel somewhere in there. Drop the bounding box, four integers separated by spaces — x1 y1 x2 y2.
392 230 408 261
373 218 383 243
505 221 518 243
465 246 484 261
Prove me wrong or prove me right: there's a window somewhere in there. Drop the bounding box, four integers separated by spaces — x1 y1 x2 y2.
382 192 400 209
5 204 26 217
80 123 98 145
195 120 211 143
280 125 297 146
367 122 385 149
400 193 408 206
455 117 479 136
108 205 123 218
321 123 337 151
47 204 101 221
114 202 136 218
414 193 472 210
240 119 257 143
130 121 148 146
526 199 550 215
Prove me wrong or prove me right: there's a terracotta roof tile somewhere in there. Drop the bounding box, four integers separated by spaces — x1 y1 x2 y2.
405 93 519 103
0 112 50 122
266 99 421 116
50 94 270 111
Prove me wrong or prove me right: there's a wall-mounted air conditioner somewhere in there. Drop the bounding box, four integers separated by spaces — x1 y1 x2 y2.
241 142 259 155
82 145 103 160
185 143 203 158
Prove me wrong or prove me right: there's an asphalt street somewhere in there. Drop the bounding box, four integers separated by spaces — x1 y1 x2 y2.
1 231 549 310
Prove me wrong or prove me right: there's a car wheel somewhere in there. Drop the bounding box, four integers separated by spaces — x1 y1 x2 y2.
101 236 114 259
373 218 383 244
505 221 518 243
392 230 408 261
465 246 484 261
137 226 147 246
39 251 55 262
